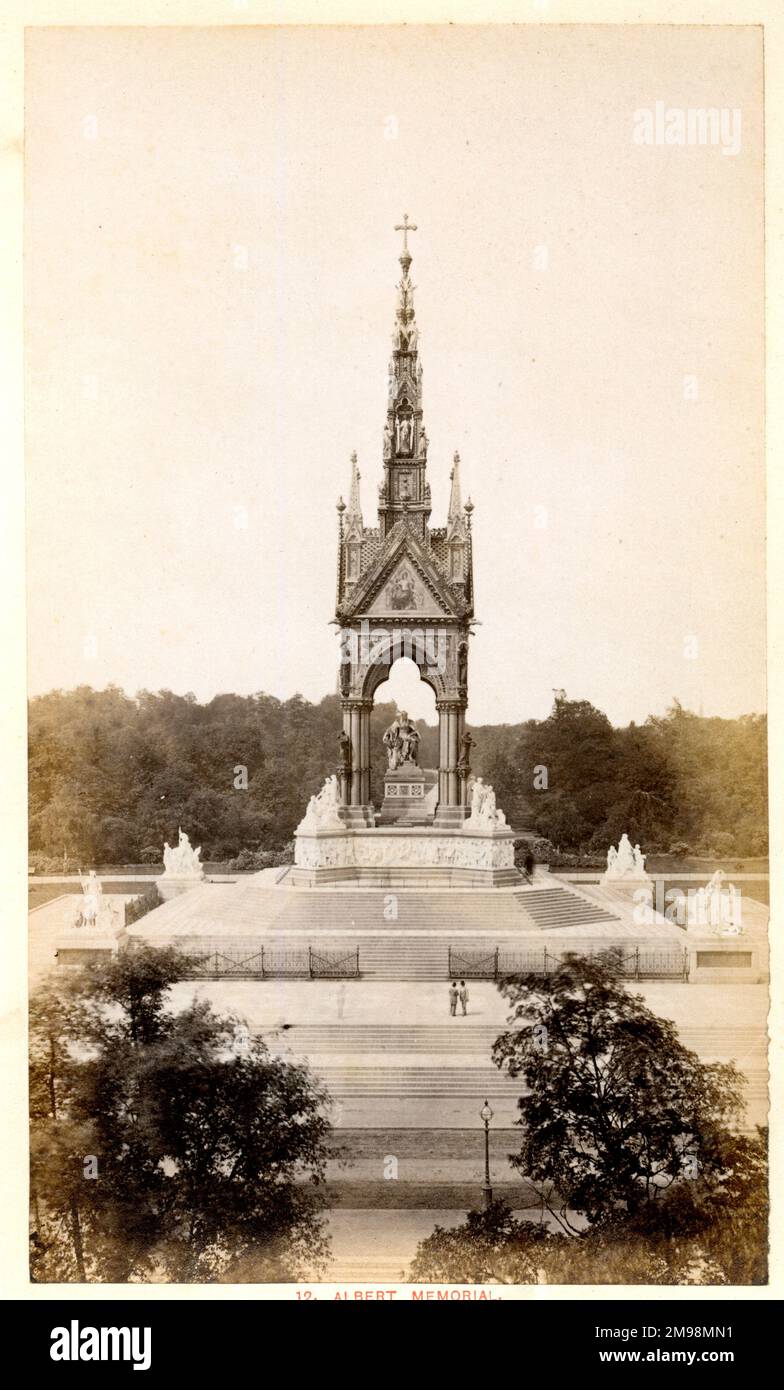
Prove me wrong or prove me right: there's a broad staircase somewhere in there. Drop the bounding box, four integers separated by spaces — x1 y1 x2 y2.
309 1066 519 1099
268 1020 767 1121
284 1024 502 1054
162 884 631 982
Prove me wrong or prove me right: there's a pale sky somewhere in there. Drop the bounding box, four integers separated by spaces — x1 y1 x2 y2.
25 24 765 725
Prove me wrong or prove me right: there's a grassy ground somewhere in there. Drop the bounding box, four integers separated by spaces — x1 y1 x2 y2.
28 880 148 910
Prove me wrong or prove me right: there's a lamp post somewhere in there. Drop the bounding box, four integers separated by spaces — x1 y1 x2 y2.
480 1099 494 1209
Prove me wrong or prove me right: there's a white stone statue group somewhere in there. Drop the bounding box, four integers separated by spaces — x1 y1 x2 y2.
463 777 507 830
72 870 122 932
74 869 103 928
697 870 743 934
603 833 648 881
297 774 344 833
162 828 204 879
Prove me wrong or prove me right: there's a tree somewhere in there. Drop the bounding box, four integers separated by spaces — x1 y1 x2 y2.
409 1171 768 1284
410 959 767 1285
28 686 768 862
29 949 332 1282
492 956 749 1230
409 1201 558 1284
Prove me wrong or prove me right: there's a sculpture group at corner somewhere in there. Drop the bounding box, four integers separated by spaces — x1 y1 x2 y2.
71 869 123 934
463 777 507 830
162 828 205 879
602 832 648 882
299 774 345 833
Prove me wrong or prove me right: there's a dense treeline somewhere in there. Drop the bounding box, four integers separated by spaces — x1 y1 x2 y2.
473 695 768 856
28 686 767 864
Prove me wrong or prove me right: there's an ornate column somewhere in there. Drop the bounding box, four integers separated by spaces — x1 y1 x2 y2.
341 699 374 825
435 699 465 827
456 706 468 805
446 704 459 805
436 701 449 806
349 705 361 806
359 699 373 806
340 701 353 806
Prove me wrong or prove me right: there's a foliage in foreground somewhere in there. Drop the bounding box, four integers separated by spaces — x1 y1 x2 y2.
29 948 332 1283
409 1166 767 1284
411 957 767 1285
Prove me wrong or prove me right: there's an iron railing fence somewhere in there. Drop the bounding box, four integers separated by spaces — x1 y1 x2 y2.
448 946 688 982
176 946 360 980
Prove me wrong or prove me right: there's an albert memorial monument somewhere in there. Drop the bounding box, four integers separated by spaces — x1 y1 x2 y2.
130 221 765 990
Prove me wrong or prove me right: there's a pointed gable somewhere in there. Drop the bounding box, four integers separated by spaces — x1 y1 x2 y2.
334 221 474 625
338 519 467 623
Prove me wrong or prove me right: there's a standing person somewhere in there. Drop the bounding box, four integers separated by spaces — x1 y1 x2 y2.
449 981 458 1016
459 980 469 1016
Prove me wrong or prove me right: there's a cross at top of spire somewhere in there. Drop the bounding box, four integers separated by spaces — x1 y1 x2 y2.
395 213 417 268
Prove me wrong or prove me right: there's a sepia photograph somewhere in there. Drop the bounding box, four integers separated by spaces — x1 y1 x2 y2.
11 11 776 1316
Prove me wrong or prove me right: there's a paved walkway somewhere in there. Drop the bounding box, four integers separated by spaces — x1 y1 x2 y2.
170 976 767 1032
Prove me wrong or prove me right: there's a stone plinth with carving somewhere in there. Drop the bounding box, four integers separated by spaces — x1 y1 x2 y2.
682 874 766 982
56 891 128 966
292 823 517 887
379 762 437 825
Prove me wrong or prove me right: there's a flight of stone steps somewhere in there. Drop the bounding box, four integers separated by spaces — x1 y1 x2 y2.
255 887 534 933
515 888 619 929
269 1021 767 1119
169 885 628 981
308 1066 519 1098
280 1021 767 1063
284 1024 503 1054
180 884 619 936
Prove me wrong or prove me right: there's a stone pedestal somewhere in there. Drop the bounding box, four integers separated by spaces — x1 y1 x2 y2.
599 874 652 898
379 763 435 825
156 874 205 901
56 923 127 967
684 932 763 983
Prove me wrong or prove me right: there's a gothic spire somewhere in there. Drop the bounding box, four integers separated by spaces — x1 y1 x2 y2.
379 216 430 540
447 451 463 523
346 451 362 525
